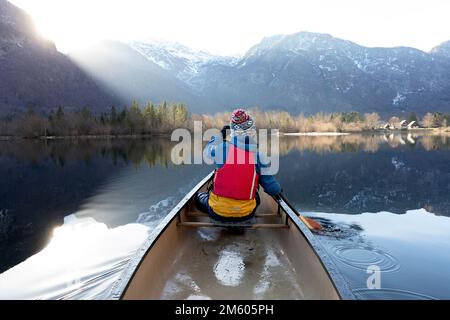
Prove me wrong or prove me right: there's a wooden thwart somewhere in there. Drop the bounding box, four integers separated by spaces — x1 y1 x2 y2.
177 222 289 229
186 212 278 218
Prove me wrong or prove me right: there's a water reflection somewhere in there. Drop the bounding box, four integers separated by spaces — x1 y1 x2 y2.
279 135 450 216
0 138 210 273
1 133 450 165
0 138 175 167
0 215 149 299
279 132 450 154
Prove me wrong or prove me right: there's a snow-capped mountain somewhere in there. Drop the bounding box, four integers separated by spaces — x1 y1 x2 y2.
194 32 450 114
114 32 450 115
432 40 450 58
129 40 238 84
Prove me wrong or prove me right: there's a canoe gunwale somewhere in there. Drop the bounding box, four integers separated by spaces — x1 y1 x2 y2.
277 194 355 300
105 171 215 300
106 171 355 300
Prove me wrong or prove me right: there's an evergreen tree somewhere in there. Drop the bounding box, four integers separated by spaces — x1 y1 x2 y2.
154 101 168 130
56 106 65 120
80 106 92 120
53 106 67 135
143 101 156 131
119 107 128 125
160 101 168 123
407 112 418 123
174 103 188 125
130 100 140 112
126 101 144 134
48 110 55 122
110 106 118 124
100 114 106 125
433 112 444 127
341 112 361 123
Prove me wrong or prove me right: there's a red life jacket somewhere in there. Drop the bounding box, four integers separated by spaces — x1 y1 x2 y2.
213 144 259 200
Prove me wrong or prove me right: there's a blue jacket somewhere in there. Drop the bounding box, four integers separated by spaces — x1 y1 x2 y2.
204 135 281 196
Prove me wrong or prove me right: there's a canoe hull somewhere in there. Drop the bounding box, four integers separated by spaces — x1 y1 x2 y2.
108 172 354 300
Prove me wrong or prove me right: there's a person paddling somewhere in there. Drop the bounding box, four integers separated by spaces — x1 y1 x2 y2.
194 109 281 222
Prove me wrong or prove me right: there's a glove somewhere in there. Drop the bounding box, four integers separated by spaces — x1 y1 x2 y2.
221 125 231 140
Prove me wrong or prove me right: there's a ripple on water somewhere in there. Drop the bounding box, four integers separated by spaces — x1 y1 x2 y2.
354 288 437 300
330 244 400 273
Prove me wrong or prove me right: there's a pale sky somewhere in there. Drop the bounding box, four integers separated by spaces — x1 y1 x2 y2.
9 0 450 55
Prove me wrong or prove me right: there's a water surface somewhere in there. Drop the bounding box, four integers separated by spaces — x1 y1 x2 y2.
1 133 450 299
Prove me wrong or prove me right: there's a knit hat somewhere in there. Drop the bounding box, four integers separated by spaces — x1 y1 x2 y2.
230 109 255 135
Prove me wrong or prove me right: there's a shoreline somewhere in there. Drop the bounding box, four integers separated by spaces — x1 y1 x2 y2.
1 127 449 141
0 133 171 141
284 132 350 136
283 128 449 136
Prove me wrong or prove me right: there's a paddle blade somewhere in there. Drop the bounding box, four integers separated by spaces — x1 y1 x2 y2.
300 216 323 231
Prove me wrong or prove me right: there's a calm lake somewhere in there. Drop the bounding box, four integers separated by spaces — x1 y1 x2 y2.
1 133 450 299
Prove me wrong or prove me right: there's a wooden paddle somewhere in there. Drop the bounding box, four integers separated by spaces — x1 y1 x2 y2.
275 194 323 231
298 215 323 231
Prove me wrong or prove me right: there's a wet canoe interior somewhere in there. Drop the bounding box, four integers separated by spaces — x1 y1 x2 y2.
160 227 306 299
122 183 339 300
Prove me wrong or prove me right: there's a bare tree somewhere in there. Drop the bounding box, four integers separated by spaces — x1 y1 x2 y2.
422 113 434 128
363 113 380 130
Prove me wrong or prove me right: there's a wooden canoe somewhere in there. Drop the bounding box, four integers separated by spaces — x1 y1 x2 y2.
107 172 354 300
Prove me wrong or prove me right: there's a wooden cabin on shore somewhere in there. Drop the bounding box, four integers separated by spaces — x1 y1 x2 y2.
399 120 408 130
407 121 420 129
381 119 420 131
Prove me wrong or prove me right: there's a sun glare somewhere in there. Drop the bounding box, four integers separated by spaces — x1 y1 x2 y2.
10 0 116 52
8 0 450 55
36 19 97 52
